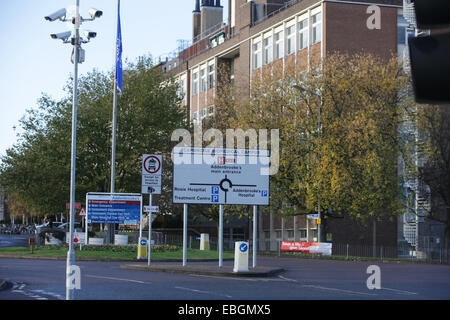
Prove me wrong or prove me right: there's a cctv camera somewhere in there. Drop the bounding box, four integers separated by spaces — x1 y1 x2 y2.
50 31 72 42
45 8 67 22
83 30 97 39
88 8 103 19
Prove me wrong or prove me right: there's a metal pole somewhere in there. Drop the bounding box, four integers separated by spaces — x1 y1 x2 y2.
253 205 257 268
183 204 188 266
317 95 322 243
148 194 152 265
219 204 224 267
66 0 80 301
108 0 120 245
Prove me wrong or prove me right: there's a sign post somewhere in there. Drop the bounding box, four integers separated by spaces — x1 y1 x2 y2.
173 147 270 267
141 154 162 265
85 192 142 249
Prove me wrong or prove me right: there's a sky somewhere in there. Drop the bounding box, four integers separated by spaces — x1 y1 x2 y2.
0 0 228 158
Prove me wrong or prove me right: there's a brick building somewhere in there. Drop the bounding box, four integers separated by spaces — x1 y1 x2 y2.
161 0 426 253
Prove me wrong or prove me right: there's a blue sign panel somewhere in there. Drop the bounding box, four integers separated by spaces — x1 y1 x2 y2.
87 194 142 225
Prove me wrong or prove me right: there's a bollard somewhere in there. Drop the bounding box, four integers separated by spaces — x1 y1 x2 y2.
346 244 349 260
28 238 35 254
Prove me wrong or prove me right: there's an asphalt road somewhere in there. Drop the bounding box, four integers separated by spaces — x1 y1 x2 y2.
0 255 449 301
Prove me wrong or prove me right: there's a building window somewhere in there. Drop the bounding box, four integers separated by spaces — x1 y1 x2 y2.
276 231 282 239
208 64 215 89
298 18 309 50
192 71 198 96
200 68 207 93
286 25 296 55
299 229 307 239
312 12 322 44
275 30 284 60
287 230 294 239
208 105 215 115
179 78 186 100
192 112 198 121
264 231 270 239
252 40 262 70
201 108 207 118
264 36 273 65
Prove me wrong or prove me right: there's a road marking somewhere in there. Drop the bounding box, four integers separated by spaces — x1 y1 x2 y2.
175 286 232 298
86 274 150 284
190 274 284 282
381 287 418 295
301 285 378 297
278 275 298 282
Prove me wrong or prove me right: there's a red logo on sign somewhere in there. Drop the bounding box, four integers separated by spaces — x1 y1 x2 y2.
143 156 161 174
74 238 79 243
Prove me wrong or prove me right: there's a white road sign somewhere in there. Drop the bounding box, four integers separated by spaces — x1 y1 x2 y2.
142 154 162 194
173 147 270 205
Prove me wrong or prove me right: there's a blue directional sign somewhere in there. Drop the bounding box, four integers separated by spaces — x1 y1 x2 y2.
87 194 142 225
239 243 248 253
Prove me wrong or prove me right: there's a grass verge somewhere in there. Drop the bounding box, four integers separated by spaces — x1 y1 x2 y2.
0 245 234 261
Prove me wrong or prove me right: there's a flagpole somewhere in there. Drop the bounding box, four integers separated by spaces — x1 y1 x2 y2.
109 0 121 244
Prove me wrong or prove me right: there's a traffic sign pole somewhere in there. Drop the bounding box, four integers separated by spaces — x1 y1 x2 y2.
253 205 257 268
219 204 224 268
183 204 188 266
148 194 152 266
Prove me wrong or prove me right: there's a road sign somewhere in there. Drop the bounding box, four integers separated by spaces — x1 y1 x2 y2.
173 147 270 205
79 208 86 216
66 202 81 210
143 206 159 213
66 232 86 245
239 242 248 253
140 238 147 246
307 214 319 220
317 218 321 225
142 154 162 194
86 193 142 224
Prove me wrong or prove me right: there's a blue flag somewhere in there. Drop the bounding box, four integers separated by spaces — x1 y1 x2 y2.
115 1 123 94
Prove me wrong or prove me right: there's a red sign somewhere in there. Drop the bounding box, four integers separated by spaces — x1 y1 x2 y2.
66 202 81 210
281 241 332 255
143 155 161 174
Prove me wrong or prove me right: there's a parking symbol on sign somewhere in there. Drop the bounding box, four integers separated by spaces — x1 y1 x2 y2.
261 190 268 197
212 186 220 195
212 195 219 203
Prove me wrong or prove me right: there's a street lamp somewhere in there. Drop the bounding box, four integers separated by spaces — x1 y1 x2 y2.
293 84 322 243
45 0 102 301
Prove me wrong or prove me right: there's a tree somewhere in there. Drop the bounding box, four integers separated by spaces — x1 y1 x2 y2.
213 53 408 237
0 55 188 219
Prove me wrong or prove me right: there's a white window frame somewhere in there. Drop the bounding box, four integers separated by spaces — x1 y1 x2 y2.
298 15 309 50
263 33 273 65
311 11 322 45
208 63 215 89
286 20 296 56
252 37 262 70
192 71 199 96
200 67 207 93
274 28 284 60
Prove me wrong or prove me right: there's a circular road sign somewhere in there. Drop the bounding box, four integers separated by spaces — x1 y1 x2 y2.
140 239 147 246
143 155 161 174
239 243 248 253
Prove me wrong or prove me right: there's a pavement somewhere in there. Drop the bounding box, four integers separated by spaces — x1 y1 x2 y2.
121 262 285 278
